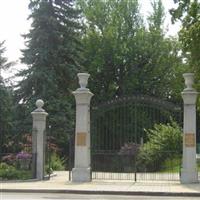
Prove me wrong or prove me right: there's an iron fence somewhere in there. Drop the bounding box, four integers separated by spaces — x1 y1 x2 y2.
91 150 181 181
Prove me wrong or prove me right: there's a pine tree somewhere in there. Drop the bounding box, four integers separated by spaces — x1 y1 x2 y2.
0 41 13 153
16 0 83 155
0 41 12 84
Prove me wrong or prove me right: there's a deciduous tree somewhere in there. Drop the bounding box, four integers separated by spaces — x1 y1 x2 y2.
79 0 185 103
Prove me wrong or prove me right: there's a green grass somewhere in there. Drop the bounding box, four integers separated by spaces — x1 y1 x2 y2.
160 157 200 173
160 157 181 173
197 160 200 171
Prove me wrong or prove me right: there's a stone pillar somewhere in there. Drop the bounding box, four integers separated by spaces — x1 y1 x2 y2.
181 73 198 184
72 73 93 182
31 99 48 180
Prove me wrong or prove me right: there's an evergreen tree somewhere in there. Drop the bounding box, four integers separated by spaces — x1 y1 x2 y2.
0 41 13 154
16 0 82 155
0 41 12 83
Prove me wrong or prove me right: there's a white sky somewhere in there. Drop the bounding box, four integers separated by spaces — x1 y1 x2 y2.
0 0 180 81
0 0 30 80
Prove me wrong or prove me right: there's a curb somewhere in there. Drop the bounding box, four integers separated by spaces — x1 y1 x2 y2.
1 189 200 197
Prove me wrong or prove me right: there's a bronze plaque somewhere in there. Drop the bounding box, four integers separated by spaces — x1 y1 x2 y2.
77 132 87 146
185 133 195 147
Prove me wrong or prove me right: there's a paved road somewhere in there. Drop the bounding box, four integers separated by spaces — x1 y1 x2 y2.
1 193 200 200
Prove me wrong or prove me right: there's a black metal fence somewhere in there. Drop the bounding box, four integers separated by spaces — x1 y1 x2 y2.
196 113 200 181
44 120 75 181
91 151 181 181
68 134 74 181
91 95 182 181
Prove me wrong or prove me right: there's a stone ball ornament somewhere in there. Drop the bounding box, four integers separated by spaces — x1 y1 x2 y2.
36 99 44 109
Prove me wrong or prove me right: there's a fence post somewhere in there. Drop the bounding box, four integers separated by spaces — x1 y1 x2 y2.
72 73 93 182
181 73 198 183
31 99 48 180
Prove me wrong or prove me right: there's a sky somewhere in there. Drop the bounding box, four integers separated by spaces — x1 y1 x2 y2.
0 0 180 81
0 0 30 80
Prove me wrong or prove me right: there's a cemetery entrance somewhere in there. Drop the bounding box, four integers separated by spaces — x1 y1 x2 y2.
91 95 182 181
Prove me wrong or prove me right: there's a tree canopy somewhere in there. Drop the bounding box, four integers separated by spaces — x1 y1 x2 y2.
170 0 200 72
79 0 185 103
4 0 187 155
170 0 200 112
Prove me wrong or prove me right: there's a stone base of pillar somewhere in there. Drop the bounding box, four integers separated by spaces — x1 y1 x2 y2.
72 167 91 182
180 169 198 184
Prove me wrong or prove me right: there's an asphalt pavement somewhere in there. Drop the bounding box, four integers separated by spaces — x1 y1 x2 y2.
2 193 200 200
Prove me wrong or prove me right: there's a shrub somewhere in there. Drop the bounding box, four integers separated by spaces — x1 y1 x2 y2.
118 143 140 156
46 153 65 172
0 162 32 180
0 162 10 170
118 143 140 172
137 121 182 172
160 156 181 173
2 154 16 165
16 151 32 159
15 151 32 170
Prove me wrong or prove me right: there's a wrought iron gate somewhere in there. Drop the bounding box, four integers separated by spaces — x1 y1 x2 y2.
91 95 182 181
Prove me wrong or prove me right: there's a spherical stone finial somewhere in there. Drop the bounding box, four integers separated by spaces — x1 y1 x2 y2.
36 99 44 109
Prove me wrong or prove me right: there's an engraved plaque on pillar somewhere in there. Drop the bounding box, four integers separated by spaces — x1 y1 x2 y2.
77 132 87 146
185 133 195 147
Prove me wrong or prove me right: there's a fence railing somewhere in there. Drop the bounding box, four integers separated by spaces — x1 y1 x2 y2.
91 150 181 181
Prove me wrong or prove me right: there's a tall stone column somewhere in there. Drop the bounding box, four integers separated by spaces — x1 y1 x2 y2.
72 73 93 182
31 99 48 180
181 73 198 184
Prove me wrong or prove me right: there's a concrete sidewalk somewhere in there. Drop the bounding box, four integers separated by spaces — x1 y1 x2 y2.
1 171 200 196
